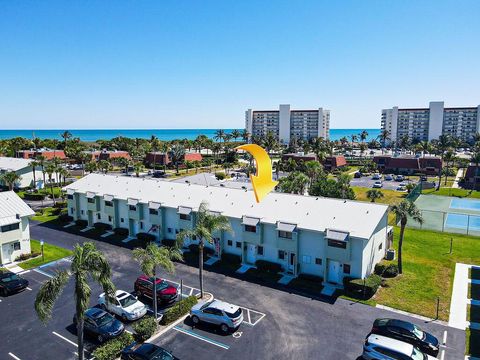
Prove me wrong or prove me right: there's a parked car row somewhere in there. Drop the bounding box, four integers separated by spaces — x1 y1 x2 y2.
0 271 29 296
363 318 440 360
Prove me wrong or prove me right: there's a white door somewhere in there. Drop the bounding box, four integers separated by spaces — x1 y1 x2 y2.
327 260 341 284
2 244 12 264
246 244 256 264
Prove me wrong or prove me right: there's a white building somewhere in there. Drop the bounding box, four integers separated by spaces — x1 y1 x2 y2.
245 104 330 144
65 174 389 286
0 157 59 189
381 101 480 143
0 192 34 265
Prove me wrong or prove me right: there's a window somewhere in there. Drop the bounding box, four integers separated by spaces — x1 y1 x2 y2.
278 250 285 260
168 228 172 233
302 255 311 264
175 229 179 234
105 201 113 207
140 222 143 229
149 208 158 215
97 213 101 220
328 239 347 249
236 241 241 249
315 258 322 265
13 242 21 251
179 213 191 221
87 198 95 204
120 218 124 223
67 194 73 200
244 225 256 233
343 264 351 274
378 243 383 251
81 210 84 215
257 246 264 255
108 216 112 222
70 207 74 214
129 205 137 211
278 230 292 239
1 223 20 232
227 240 233 246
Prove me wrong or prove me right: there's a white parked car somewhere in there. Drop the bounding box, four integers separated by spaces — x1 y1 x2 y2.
373 181 383 188
363 334 436 360
98 290 147 321
190 299 243 333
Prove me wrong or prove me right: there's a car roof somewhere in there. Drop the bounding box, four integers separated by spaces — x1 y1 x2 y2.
367 334 414 355
210 299 240 313
382 318 415 331
135 343 165 356
116 290 132 299
0 271 16 278
137 275 166 284
85 307 107 319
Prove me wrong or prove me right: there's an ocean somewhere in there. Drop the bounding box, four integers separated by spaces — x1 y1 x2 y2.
0 128 381 142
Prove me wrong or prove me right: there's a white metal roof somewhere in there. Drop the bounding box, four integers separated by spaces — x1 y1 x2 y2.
0 191 35 219
64 174 388 239
0 157 32 172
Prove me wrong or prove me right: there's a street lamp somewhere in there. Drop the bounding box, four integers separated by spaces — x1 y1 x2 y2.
40 240 44 263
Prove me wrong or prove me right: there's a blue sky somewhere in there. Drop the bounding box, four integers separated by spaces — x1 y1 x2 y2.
0 0 479 129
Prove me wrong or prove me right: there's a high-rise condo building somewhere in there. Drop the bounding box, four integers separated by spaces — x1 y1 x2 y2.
245 104 330 144
381 101 480 143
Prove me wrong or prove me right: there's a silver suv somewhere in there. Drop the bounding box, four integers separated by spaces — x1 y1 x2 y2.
190 299 243 333
363 334 436 360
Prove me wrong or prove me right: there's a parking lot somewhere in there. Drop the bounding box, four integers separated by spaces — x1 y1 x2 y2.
0 222 467 359
350 175 416 190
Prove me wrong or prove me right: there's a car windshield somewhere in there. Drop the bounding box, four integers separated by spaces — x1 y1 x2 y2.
155 280 169 291
412 325 425 339
95 313 114 327
147 349 173 360
225 308 242 318
200 301 214 310
1 274 20 283
411 347 426 360
119 294 137 308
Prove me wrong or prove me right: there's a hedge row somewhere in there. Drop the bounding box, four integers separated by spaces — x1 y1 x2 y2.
136 232 156 243
113 227 129 236
374 263 399 278
160 296 198 325
15 251 41 262
343 274 382 300
132 316 157 342
23 193 46 201
53 201 67 209
94 222 113 231
92 332 134 360
58 214 73 223
221 252 241 265
75 219 88 227
255 260 282 274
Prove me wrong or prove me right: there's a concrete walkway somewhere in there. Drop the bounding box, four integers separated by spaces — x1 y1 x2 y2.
452 168 465 189
449 263 470 329
3 262 24 274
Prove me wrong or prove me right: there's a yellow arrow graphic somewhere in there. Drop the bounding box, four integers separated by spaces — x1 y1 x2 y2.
235 144 279 203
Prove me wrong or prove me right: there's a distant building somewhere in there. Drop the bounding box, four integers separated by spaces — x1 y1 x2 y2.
372 155 442 175
0 157 59 189
381 101 480 143
145 152 202 167
463 165 480 190
16 148 66 160
323 155 347 172
246 104 330 144
0 191 35 265
84 150 131 162
281 153 317 163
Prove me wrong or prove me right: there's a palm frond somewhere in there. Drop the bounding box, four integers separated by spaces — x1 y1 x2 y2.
34 270 70 323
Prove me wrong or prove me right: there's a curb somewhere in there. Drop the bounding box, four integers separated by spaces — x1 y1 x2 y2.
376 304 449 326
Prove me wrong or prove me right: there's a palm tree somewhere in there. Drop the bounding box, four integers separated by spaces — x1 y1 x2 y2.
45 163 58 205
231 129 241 142
359 130 369 143
177 201 232 298
132 243 182 321
34 242 116 360
133 162 144 177
377 129 390 150
416 141 431 157
214 129 225 144
60 131 72 148
366 189 384 202
350 134 358 145
443 150 456 185
390 200 424 274
304 160 322 186
150 135 161 170
30 160 39 189
0 171 21 190
241 129 250 143
169 143 186 174
37 155 47 189
85 161 97 174
98 160 112 174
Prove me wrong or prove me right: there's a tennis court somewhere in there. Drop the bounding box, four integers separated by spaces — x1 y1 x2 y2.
408 195 480 236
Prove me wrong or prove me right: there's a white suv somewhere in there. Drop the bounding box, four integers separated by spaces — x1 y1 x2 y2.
363 334 436 360
190 299 243 333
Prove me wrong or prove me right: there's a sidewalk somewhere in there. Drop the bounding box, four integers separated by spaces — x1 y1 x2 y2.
449 263 470 329
452 168 465 189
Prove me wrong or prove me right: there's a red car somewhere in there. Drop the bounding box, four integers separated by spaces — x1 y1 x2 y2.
134 275 178 304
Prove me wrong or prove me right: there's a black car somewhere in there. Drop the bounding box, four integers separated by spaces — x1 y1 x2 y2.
370 318 440 356
0 271 29 296
121 343 177 360
73 307 124 343
354 171 363 178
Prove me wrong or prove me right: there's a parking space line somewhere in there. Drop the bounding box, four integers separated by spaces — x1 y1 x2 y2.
33 268 54 278
247 309 251 324
239 306 266 326
26 287 32 291
443 330 448 345
173 326 230 350
8 353 21 360
440 349 445 360
189 288 194 296
52 331 77 347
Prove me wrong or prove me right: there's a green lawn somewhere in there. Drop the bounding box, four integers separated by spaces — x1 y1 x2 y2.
31 207 62 222
422 187 480 198
353 187 407 206
17 186 63 199
373 227 480 321
18 239 72 270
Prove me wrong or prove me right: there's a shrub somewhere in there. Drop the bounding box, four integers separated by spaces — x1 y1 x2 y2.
53 201 67 208
92 332 134 360
215 172 226 180
343 274 382 300
221 253 241 265
75 219 88 227
58 214 73 223
160 296 198 325
132 316 157 342
255 260 283 274
136 232 156 243
113 227 129 236
15 251 41 262
297 273 323 283
374 263 399 278
162 239 177 247
24 193 46 201
94 222 113 231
